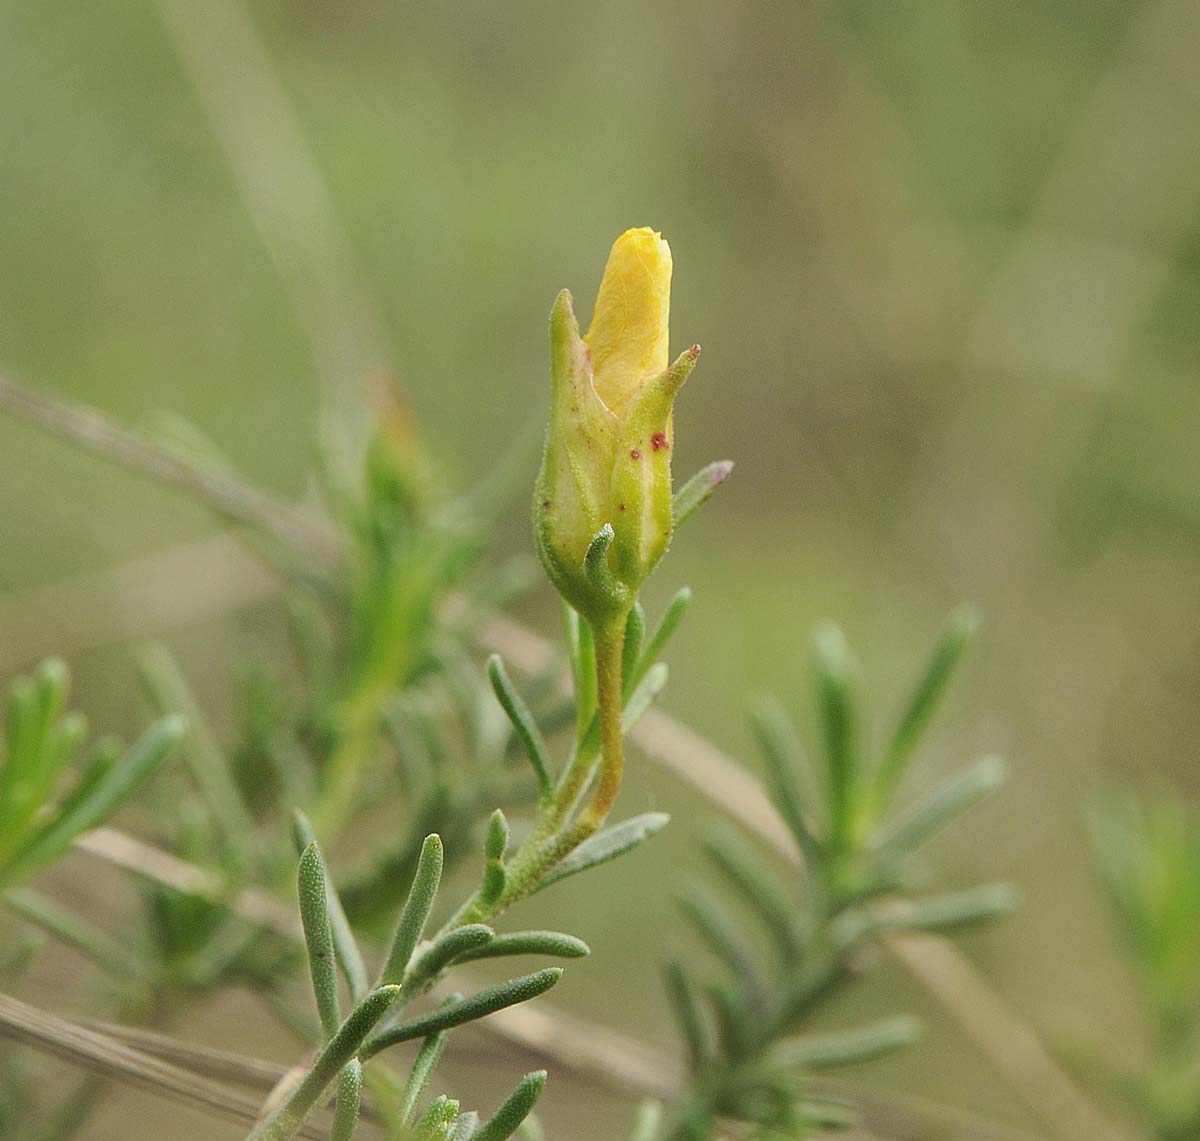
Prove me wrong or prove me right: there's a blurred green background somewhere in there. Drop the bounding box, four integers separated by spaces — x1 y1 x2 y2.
3 1 1200 1136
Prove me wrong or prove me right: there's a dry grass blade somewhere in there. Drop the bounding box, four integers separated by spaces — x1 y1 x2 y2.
82 1018 290 1093
73 827 300 941
0 370 340 567
0 993 331 1138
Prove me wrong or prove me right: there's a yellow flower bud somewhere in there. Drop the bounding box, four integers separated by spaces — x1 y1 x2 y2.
534 228 699 623
585 228 673 416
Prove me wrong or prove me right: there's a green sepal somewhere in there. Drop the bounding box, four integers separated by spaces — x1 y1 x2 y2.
609 346 700 589
582 524 629 613
533 290 618 618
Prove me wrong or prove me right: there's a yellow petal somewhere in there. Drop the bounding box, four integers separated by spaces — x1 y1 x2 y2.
584 227 672 416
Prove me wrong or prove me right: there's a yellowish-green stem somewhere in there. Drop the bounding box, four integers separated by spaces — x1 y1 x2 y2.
578 621 626 829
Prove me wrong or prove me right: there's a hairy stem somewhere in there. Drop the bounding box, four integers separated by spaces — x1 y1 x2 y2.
580 621 627 828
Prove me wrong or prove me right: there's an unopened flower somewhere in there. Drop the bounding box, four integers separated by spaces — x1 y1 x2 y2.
534 227 699 624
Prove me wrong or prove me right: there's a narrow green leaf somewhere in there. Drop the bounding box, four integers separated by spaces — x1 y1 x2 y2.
487 658 554 806
453 931 589 963
298 843 340 1040
620 663 667 734
621 604 646 698
248 985 401 1141
332 1059 362 1141
363 970 563 1058
773 1015 922 1069
292 811 368 1003
399 1027 450 1125
6 662 72 845
810 623 859 849
32 659 69 738
4 888 135 980
0 715 185 891
870 883 1021 933
749 697 821 869
536 813 670 891
139 644 255 849
631 588 691 693
664 960 708 1071
480 809 509 907
380 834 443 985
564 604 597 739
678 884 760 989
704 822 800 955
473 1071 547 1141
35 738 120 846
409 925 495 981
41 711 87 808
673 460 733 528
0 676 45 837
875 606 979 810
485 810 509 862
704 976 751 1059
873 755 1007 864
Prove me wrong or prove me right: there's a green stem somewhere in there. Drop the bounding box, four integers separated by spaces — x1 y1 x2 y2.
578 621 626 829
409 618 628 998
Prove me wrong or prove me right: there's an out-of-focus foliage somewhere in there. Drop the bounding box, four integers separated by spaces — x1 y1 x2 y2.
663 612 1016 1138
1091 793 1200 1141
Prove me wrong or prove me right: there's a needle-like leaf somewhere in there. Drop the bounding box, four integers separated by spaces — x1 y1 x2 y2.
362 969 563 1058
380 834 443 985
473 1071 547 1141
